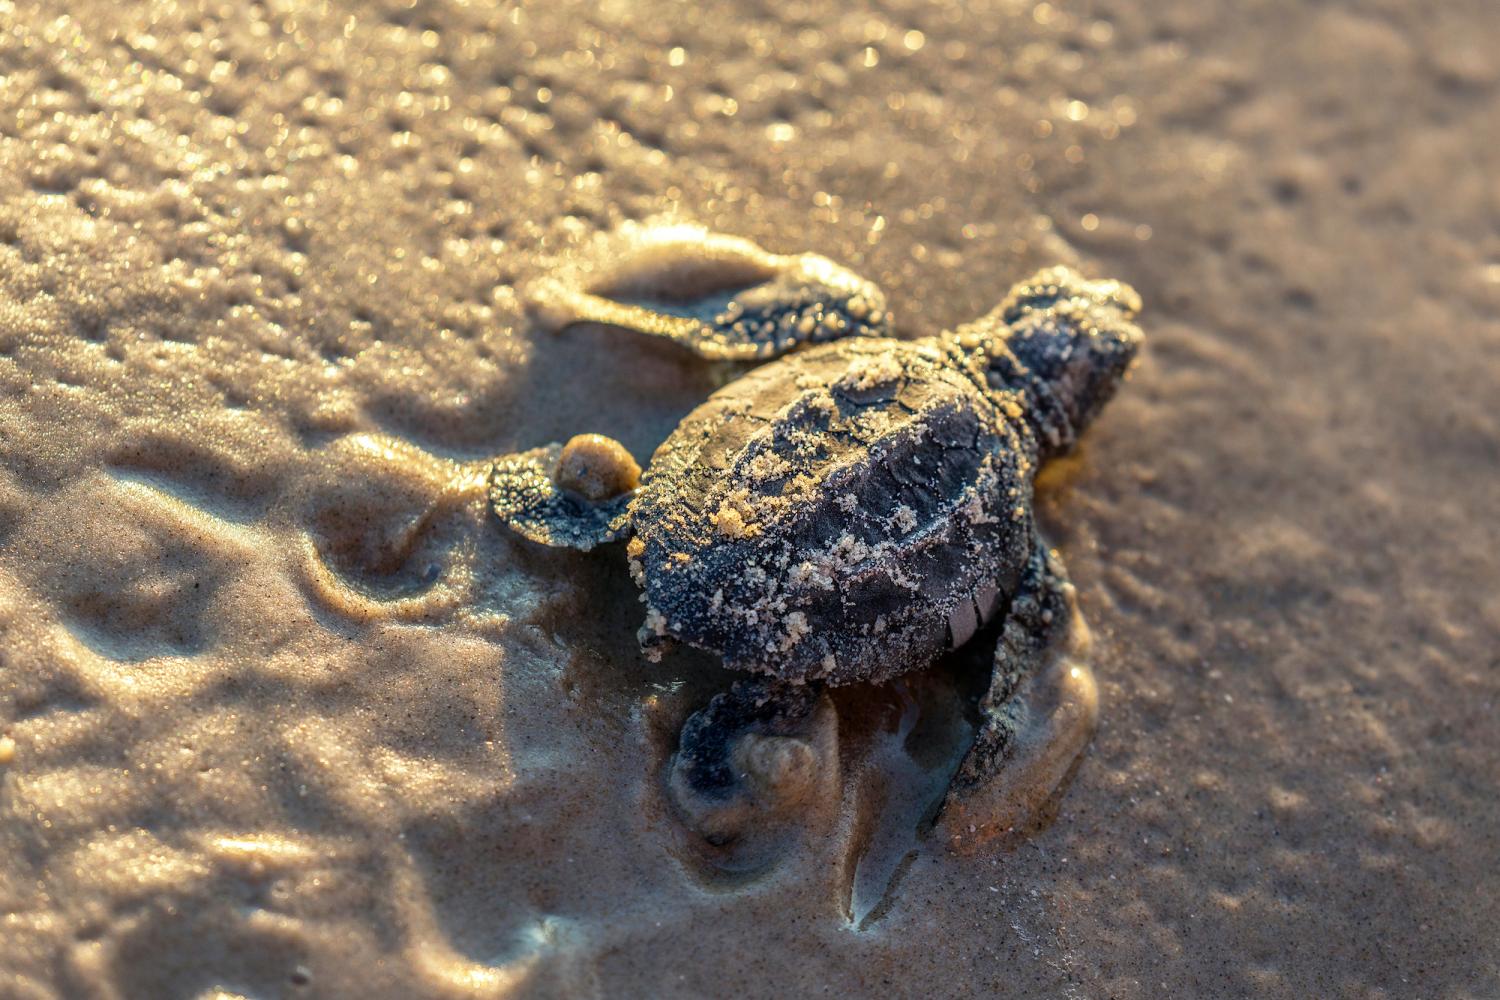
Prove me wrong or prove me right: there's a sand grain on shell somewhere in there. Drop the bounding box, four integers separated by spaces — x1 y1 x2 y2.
1 0 1499 997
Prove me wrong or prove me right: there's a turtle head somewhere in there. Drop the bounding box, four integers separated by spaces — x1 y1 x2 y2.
996 266 1143 457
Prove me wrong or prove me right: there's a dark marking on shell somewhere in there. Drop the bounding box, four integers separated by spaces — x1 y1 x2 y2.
628 338 1035 684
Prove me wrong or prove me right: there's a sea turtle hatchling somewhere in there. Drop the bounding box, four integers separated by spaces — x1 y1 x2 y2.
492 227 1143 851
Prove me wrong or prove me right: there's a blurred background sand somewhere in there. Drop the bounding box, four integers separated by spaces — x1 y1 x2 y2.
0 0 1497 996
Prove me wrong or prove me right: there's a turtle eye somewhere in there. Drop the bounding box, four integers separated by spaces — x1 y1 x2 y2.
1000 287 1064 324
1000 266 1140 326
998 266 1084 323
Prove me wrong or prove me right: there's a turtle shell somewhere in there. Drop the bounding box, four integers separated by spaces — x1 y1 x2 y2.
627 337 1037 685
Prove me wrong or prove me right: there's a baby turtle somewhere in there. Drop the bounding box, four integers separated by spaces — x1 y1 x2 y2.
492 228 1143 849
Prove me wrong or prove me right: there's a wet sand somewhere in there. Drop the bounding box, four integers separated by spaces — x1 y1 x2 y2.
1 0 1498 996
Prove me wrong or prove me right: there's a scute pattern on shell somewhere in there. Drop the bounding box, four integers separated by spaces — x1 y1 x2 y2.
628 337 1037 684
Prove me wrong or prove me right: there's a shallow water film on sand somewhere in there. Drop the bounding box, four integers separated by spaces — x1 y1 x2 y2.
2 0 1499 997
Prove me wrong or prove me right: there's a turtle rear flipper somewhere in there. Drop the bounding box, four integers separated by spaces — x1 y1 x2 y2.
525 226 891 361
939 541 1100 850
667 678 838 870
489 437 636 550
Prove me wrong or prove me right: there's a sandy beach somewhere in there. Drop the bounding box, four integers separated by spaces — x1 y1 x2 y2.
1 0 1498 996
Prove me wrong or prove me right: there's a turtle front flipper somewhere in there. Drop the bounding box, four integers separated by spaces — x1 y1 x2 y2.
939 542 1100 851
489 434 638 550
525 225 891 361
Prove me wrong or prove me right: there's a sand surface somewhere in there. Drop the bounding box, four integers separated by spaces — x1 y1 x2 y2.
2 0 1498 997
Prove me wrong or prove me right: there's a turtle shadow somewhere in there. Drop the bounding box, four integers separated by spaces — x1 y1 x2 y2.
830 625 993 929
302 314 742 628
362 318 736 464
505 322 740 459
